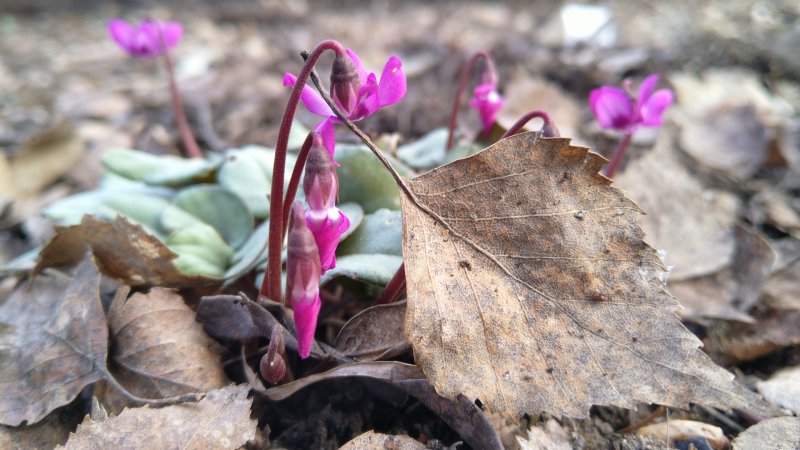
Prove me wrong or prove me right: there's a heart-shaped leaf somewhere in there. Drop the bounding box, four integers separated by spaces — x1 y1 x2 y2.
102 148 221 186
161 185 253 250
217 145 297 218
320 254 403 286
336 145 414 213
166 223 234 278
400 132 777 418
339 209 402 256
396 127 448 170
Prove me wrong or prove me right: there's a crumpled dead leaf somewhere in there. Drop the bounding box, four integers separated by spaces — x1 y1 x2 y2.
0 257 106 426
339 430 426 450
732 417 800 450
334 301 409 361
708 309 800 365
100 287 229 415
0 411 75 450
757 366 800 415
34 215 211 287
516 419 572 450
635 420 728 449
614 132 739 280
58 384 256 450
400 132 776 418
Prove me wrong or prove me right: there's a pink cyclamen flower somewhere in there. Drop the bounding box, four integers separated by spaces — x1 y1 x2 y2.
303 133 350 272
589 74 674 133
284 48 407 155
108 19 182 58
469 82 504 133
286 201 322 359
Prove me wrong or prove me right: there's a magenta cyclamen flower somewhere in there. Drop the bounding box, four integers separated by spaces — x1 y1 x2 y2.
303 133 350 272
108 19 182 58
286 201 322 359
284 49 407 155
589 74 674 133
469 81 504 133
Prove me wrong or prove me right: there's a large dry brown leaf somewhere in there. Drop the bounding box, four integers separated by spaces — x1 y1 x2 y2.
339 431 425 450
0 412 75 450
334 301 409 361
400 132 776 418
59 384 256 450
0 257 107 426
101 287 229 415
732 417 800 450
34 215 210 287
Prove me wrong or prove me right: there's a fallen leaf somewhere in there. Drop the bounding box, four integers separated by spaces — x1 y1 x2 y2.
0 257 106 426
0 411 75 450
339 431 425 450
757 366 800 415
635 420 728 449
668 226 775 322
517 419 572 450
400 132 776 418
58 385 256 450
334 301 409 362
100 287 229 415
614 132 739 280
709 309 800 365
732 417 800 450
5 122 84 199
34 215 212 287
761 238 800 310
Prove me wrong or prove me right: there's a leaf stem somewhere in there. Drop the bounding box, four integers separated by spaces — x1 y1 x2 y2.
501 110 559 139
375 263 406 305
262 40 346 304
603 132 634 178
158 30 203 159
104 367 205 406
446 50 494 152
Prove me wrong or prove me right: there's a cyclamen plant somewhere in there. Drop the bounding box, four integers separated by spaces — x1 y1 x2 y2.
108 19 202 159
589 74 674 177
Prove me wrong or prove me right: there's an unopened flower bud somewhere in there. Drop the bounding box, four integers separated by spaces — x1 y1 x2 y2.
330 52 361 115
303 136 350 272
286 201 322 359
542 122 560 138
260 328 287 384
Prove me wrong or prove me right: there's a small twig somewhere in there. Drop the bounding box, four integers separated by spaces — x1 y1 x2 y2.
104 369 205 406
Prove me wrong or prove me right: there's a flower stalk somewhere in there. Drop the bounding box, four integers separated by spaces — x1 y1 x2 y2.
501 110 560 139
446 50 502 151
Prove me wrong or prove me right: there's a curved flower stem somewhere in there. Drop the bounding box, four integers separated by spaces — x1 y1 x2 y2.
501 110 559 139
281 133 314 240
375 263 406 305
157 29 203 159
446 50 494 152
261 40 347 304
603 132 633 178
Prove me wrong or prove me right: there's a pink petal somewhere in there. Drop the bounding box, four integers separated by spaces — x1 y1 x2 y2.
639 88 674 127
346 48 368 85
283 73 334 117
306 209 350 272
108 20 135 51
377 55 407 107
589 86 634 131
292 291 321 359
314 118 337 157
351 73 380 120
159 21 183 48
469 83 504 132
637 74 660 104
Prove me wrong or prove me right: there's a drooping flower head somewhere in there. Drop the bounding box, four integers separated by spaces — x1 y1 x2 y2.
303 132 350 272
108 19 182 58
285 201 322 359
284 48 407 155
469 63 504 133
589 74 674 133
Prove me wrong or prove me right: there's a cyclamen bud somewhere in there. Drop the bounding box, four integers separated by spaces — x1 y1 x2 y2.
303 133 350 272
286 201 322 359
330 52 361 115
259 327 287 384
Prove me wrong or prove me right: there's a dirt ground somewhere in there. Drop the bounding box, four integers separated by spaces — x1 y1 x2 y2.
1 0 800 449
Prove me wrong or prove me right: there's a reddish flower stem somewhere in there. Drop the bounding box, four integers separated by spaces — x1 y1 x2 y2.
501 110 559 139
603 132 633 178
281 133 314 239
446 50 495 152
260 40 346 304
375 263 406 305
158 31 203 159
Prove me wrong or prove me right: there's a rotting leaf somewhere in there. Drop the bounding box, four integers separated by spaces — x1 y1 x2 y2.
0 257 106 426
732 417 800 450
101 287 229 415
400 132 777 418
334 301 409 361
0 410 75 450
339 431 426 450
58 385 256 450
34 215 212 287
708 309 800 365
